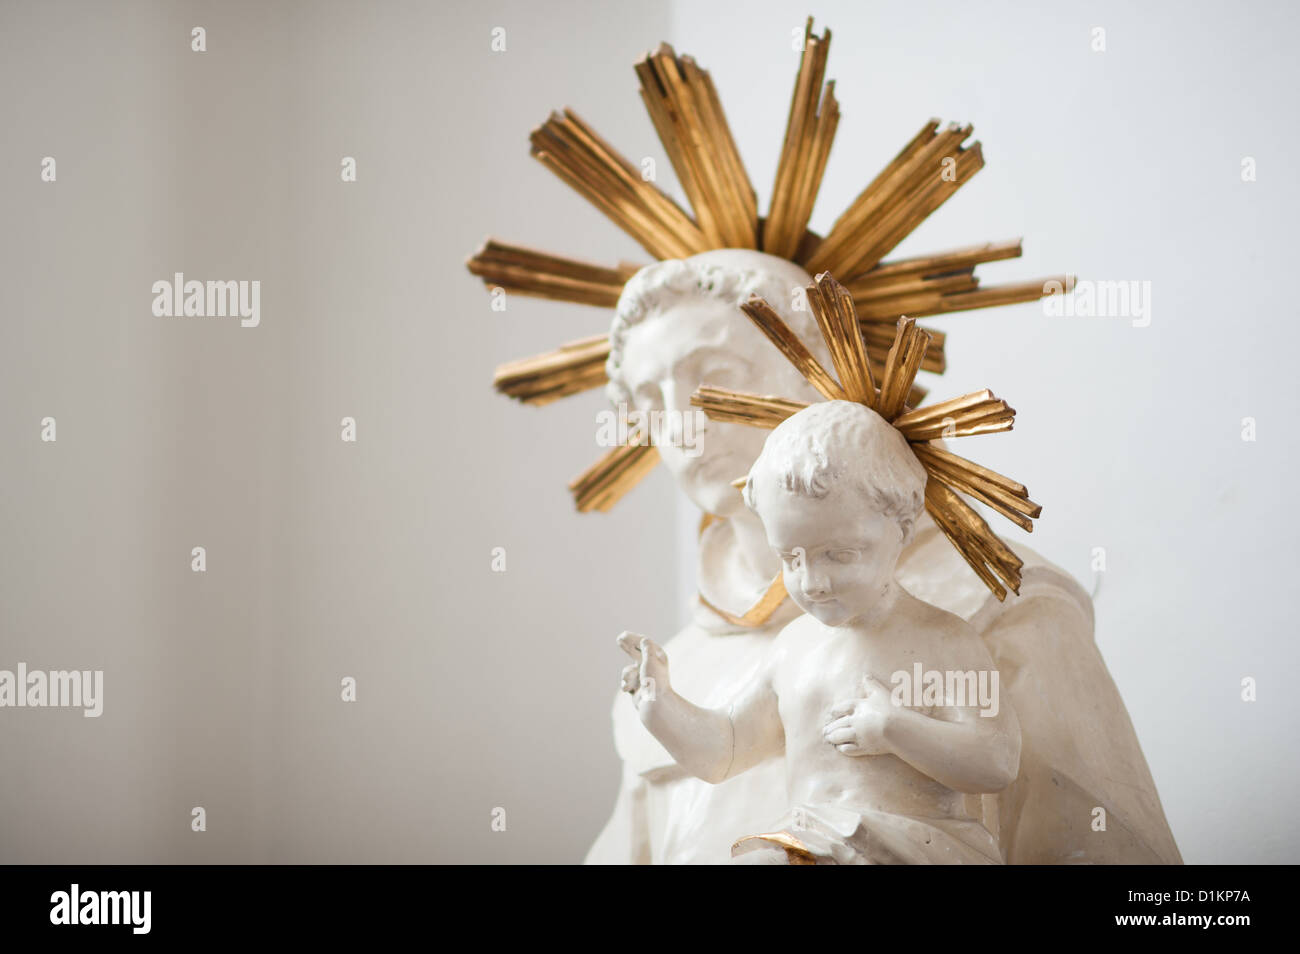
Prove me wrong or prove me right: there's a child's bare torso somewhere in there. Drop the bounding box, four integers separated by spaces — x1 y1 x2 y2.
771 595 972 820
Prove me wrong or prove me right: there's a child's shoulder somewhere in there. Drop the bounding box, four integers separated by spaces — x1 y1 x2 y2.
895 593 997 668
776 611 824 642
895 591 980 644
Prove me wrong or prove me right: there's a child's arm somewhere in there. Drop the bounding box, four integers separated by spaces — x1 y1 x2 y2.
823 633 1021 794
618 631 783 784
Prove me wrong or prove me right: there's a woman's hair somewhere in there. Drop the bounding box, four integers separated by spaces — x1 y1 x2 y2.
605 257 826 406
743 401 927 544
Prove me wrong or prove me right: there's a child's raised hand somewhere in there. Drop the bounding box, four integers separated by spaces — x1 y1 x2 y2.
823 676 895 757
618 631 670 714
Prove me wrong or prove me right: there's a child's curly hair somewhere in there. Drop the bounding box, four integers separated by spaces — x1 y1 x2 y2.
744 400 927 545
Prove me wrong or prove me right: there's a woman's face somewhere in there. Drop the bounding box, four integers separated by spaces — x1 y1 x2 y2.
617 295 811 517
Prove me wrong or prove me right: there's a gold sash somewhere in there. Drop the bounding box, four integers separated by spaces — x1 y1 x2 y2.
695 513 788 627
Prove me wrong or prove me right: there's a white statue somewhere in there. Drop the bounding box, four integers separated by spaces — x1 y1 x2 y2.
588 249 1181 865
620 401 1021 864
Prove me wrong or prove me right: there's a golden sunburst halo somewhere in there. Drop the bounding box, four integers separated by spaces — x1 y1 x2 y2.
468 17 1071 520
696 271 1041 601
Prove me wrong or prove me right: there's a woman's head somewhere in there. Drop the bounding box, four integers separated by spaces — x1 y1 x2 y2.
606 250 831 516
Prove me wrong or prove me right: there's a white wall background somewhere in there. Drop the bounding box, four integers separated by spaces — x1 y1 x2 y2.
664 0 1299 863
0 0 678 864
0 0 1294 865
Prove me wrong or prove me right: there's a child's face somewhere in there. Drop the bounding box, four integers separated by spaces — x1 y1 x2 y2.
754 481 906 626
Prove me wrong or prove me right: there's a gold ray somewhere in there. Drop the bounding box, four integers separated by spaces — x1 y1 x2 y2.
691 385 808 429
804 121 982 276
871 274 1076 320
808 272 876 406
876 317 933 422
893 389 1015 441
840 140 985 278
530 109 710 259
861 322 945 375
924 480 1025 600
739 295 847 400
842 241 1070 322
637 44 758 249
691 384 932 432
857 274 1075 322
851 271 979 305
569 437 660 513
912 441 1029 496
847 239 1025 287
801 117 939 271
913 443 1041 533
467 239 642 307
900 407 1012 442
765 17 839 259
493 333 610 405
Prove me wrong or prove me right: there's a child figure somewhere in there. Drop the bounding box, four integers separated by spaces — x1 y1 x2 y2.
619 400 1021 864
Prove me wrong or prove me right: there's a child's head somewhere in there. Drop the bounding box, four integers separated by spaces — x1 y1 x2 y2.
743 401 927 625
